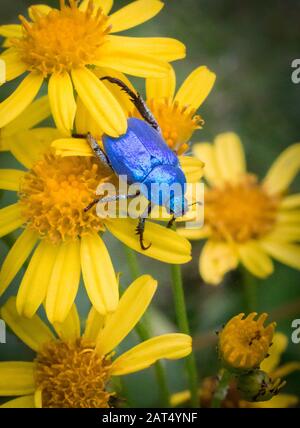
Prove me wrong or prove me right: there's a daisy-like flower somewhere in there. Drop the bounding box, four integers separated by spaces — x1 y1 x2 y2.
218 312 275 371
179 133 300 284
0 96 50 151
0 0 185 137
171 326 300 408
0 128 191 323
132 65 216 154
0 275 192 408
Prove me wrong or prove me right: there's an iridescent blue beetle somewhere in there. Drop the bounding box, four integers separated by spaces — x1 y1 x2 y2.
84 76 188 250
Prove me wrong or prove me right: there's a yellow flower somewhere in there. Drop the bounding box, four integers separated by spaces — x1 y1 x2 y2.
171 333 300 408
218 313 275 371
0 96 51 151
0 129 191 323
179 132 300 284
0 0 185 137
0 275 192 408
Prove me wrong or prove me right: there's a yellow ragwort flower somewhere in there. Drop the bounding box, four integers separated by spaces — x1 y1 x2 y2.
0 129 191 323
179 132 300 284
0 96 50 151
171 332 300 408
218 312 275 371
0 0 185 136
0 275 192 408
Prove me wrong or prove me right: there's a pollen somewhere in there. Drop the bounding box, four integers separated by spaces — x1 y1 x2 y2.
12 0 110 76
35 339 113 408
205 175 280 243
219 313 276 370
135 98 203 154
19 152 115 244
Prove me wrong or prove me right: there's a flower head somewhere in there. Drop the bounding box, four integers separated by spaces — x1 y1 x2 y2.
218 313 275 371
0 275 192 408
0 0 185 136
0 129 191 323
179 133 300 284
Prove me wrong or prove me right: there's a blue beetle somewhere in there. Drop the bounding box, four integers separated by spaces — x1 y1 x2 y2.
84 76 188 250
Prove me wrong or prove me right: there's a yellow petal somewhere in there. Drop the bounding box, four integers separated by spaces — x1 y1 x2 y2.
93 67 136 115
80 233 119 315
0 57 5 85
146 65 176 101
175 66 216 110
71 67 127 137
199 240 239 285
9 128 62 169
28 4 52 20
79 0 113 15
108 0 163 33
17 240 59 318
277 210 300 224
0 48 27 81
179 155 204 183
192 143 222 186
96 275 157 355
94 42 172 78
260 240 300 270
0 203 23 238
75 96 103 136
111 333 192 376
263 143 300 195
48 72 76 135
45 240 81 323
271 362 300 379
53 304 81 342
214 132 246 183
106 35 185 62
83 306 105 342
0 72 44 128
170 390 192 407
0 362 35 396
260 332 288 374
52 137 93 157
106 218 191 264
2 96 51 138
0 25 22 38
264 224 300 243
0 229 38 297
0 169 24 191
34 389 42 408
0 296 55 352
0 395 35 408
238 240 274 278
177 225 211 240
281 194 300 210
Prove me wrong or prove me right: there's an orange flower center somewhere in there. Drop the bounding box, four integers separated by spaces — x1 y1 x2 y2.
12 0 110 76
19 152 116 244
133 97 203 154
205 175 280 243
35 339 113 408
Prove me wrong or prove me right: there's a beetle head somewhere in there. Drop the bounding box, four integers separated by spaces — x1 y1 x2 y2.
167 195 188 218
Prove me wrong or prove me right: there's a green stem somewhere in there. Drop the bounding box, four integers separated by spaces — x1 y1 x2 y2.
211 368 231 408
241 267 257 312
123 245 171 407
170 264 199 408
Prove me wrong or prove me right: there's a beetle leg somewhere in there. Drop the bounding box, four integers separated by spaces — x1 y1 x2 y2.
167 214 176 229
101 76 161 133
84 191 140 212
135 201 152 250
86 132 113 170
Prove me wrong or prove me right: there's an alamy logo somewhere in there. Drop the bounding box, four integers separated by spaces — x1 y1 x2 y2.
291 59 300 83
0 319 6 344
291 319 300 344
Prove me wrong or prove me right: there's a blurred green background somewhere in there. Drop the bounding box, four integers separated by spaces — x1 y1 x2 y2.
1 0 300 407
